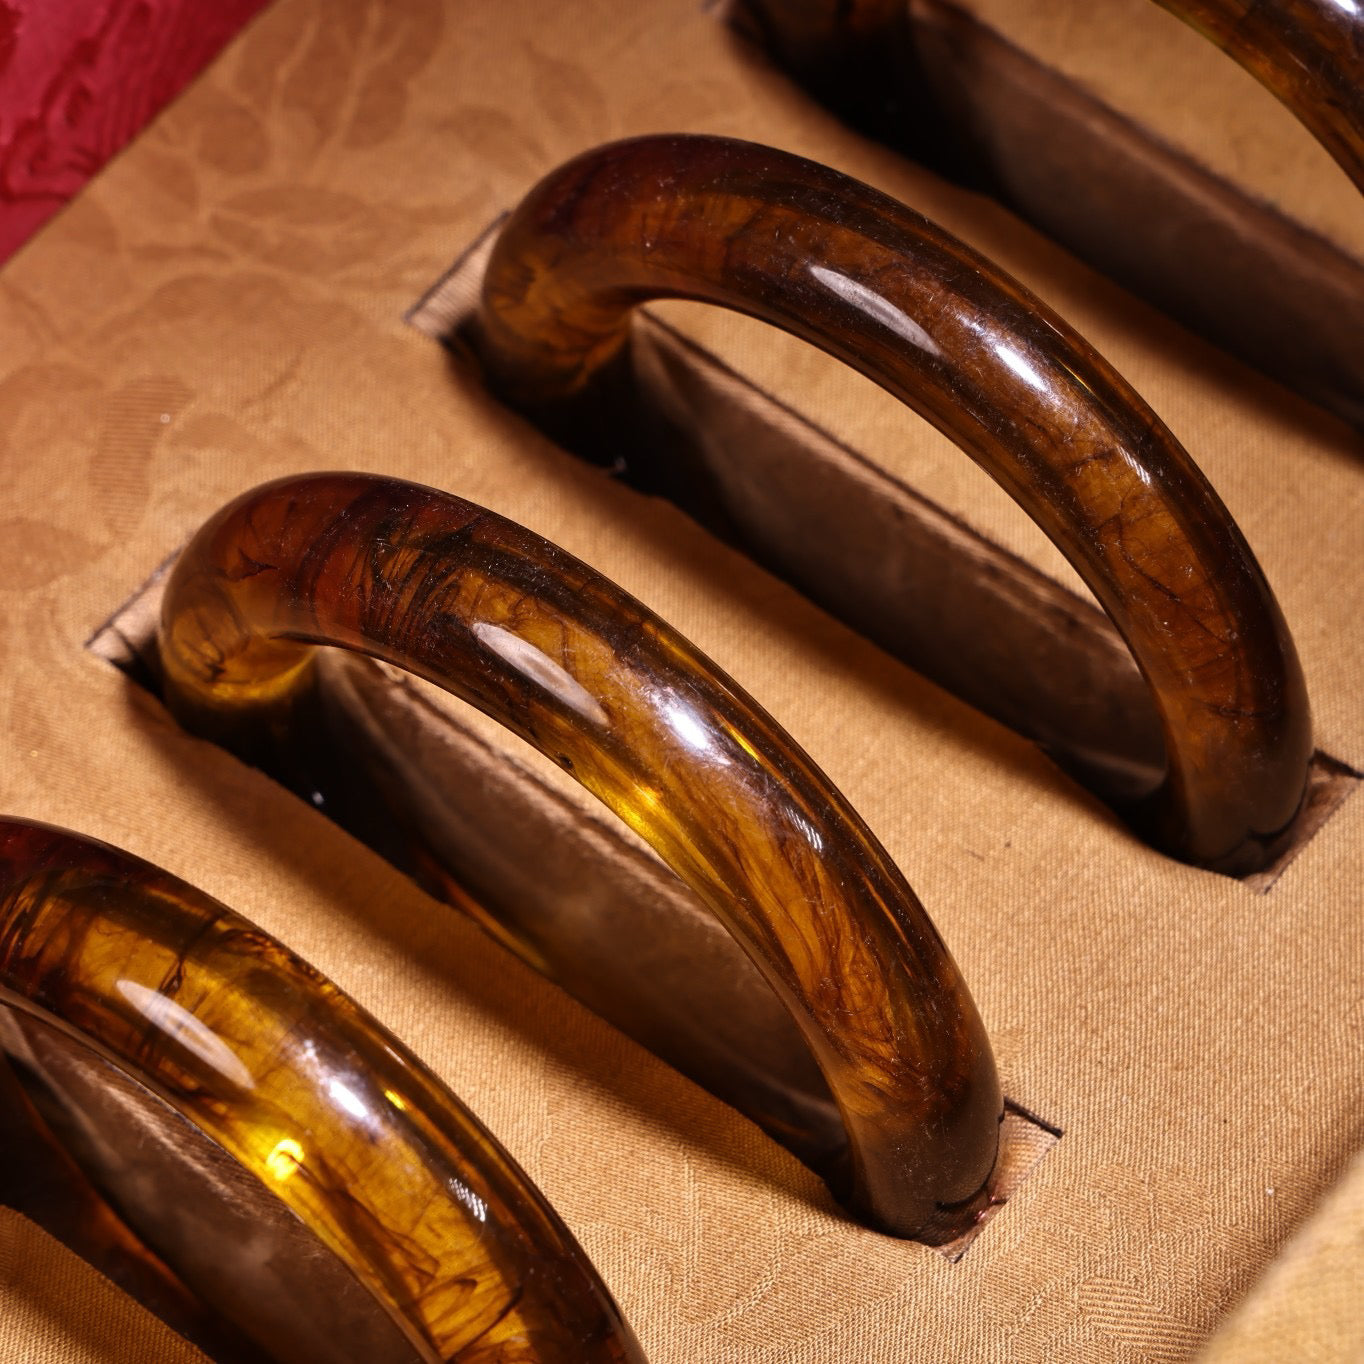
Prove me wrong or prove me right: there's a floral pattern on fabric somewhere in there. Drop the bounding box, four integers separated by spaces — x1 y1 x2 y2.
0 0 270 261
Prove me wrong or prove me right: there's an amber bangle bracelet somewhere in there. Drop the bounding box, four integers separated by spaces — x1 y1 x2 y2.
474 133 1311 875
158 471 1002 1243
0 818 645 1364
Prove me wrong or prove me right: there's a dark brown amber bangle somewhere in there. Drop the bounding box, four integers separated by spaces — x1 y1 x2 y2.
0 818 645 1363
157 471 1003 1243
474 133 1311 875
1155 0 1363 194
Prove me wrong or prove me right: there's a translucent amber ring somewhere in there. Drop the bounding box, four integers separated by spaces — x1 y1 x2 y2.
158 471 1002 1243
0 817 645 1363
474 133 1312 874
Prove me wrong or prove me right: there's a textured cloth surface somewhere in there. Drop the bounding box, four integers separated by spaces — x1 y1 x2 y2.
0 0 1361 1360
0 1210 208 1363
1198 1147 1364 1363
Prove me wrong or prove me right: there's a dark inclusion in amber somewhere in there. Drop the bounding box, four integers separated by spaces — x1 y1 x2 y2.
0 818 646 1363
472 133 1312 875
158 472 1003 1243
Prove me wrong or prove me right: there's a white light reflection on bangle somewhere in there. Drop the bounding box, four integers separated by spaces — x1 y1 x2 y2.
993 340 1049 394
809 264 944 358
662 692 728 763
449 1177 488 1223
115 978 254 1091
472 622 609 726
328 1076 371 1122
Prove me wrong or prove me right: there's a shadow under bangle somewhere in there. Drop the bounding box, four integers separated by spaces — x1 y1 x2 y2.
0 817 646 1364
740 0 1363 195
473 132 1312 875
157 470 1003 1244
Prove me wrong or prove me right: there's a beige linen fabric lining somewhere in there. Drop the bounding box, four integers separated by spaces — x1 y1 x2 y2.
0 0 1361 1359
0 1210 208 1363
1198 1147 1364 1363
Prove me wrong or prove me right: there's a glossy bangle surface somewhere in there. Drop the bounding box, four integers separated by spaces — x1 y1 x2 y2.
0 817 645 1364
474 133 1311 875
157 471 1002 1243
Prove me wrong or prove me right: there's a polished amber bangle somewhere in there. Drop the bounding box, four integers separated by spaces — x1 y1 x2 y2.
0 817 645 1364
474 133 1311 875
157 471 1002 1243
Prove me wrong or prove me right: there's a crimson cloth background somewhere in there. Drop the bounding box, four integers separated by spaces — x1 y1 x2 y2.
0 0 271 261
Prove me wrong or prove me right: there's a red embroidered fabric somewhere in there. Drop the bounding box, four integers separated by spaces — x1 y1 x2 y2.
0 0 271 262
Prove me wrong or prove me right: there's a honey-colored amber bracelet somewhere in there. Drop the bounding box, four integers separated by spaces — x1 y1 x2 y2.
157 471 1002 1243
473 133 1311 875
0 817 645 1363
